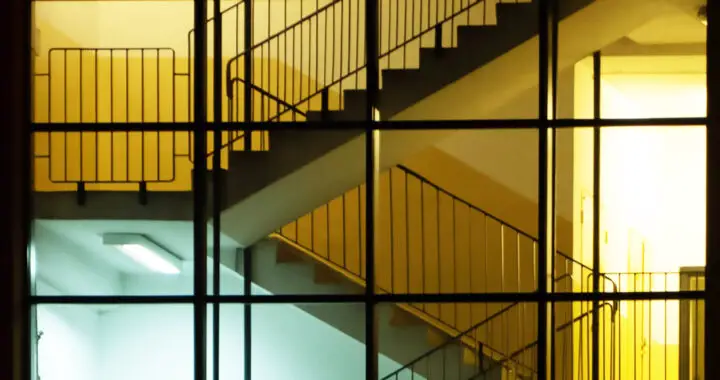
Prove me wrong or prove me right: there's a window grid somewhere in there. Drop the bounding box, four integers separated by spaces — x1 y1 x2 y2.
25 1 711 380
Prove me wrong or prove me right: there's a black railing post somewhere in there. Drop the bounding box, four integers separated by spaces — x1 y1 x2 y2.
434 24 443 54
76 181 86 206
138 181 148 205
591 50 602 380
321 88 329 120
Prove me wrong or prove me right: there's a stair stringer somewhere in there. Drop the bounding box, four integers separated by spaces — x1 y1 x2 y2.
246 236 495 380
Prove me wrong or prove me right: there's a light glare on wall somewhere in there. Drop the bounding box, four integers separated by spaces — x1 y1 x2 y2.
103 233 182 274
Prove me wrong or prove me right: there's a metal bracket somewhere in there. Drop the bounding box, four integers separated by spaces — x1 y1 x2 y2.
139 181 148 205
76 182 86 206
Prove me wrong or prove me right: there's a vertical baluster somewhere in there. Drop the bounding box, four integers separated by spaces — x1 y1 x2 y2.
436 187 441 321
339 0 345 108
326 202 331 260
110 50 115 181
292 25 297 121
484 215 489 346
311 205 316 251
141 49 146 181
314 0 319 96
468 205 474 348
405 170 410 295
359 184 364 277
125 50 130 180
390 169 395 292
94 50 99 182
156 49 161 179
452 198 457 328
500 225 507 355
79 50 84 182
517 231 522 375
421 181 426 311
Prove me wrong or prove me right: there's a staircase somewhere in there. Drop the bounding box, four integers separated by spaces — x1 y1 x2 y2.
33 0 658 378
234 164 603 379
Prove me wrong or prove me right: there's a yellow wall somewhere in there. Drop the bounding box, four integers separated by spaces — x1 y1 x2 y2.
573 55 707 380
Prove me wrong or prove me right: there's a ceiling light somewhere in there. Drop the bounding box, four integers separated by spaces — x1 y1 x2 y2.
699 5 707 26
103 233 182 274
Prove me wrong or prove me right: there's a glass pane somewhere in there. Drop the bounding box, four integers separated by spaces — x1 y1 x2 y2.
32 0 199 296
247 303 369 379
380 302 538 380
35 304 193 380
235 127 367 296
377 0 539 121
556 297 706 380
599 126 706 276
32 217 196 296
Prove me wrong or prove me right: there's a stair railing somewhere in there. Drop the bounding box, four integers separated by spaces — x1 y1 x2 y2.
33 47 189 187
380 272 612 380
33 0 249 186
379 302 532 380
490 301 618 380
223 0 523 135
275 164 610 374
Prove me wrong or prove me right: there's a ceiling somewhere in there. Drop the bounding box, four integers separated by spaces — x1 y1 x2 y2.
628 12 706 45
35 219 242 296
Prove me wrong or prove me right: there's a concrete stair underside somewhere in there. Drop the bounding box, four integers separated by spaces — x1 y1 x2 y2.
244 235 506 380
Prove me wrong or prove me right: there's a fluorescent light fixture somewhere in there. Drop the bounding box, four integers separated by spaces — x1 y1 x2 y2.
103 233 182 274
699 5 707 26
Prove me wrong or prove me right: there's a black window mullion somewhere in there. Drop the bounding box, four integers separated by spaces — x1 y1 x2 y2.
706 2 720 380
193 0 209 379
365 0 380 376
536 0 552 379
211 0 223 379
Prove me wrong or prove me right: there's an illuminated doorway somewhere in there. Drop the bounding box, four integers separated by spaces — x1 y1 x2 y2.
573 54 706 380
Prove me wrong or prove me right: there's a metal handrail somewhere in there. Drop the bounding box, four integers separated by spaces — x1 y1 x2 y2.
496 302 617 376
397 164 621 290
380 302 521 380
380 273 595 380
222 0 517 149
197 79 309 160
224 0 346 97
33 47 188 185
278 164 612 379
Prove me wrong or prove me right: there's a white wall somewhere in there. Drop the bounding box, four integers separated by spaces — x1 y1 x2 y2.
37 260 412 380
37 304 99 380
